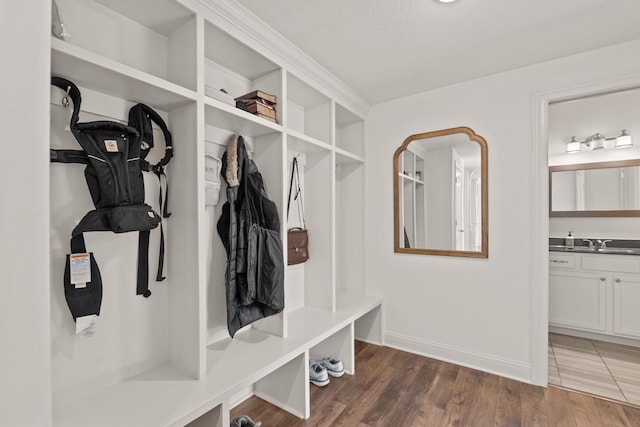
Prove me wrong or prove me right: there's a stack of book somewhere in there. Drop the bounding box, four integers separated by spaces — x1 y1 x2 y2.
235 90 277 124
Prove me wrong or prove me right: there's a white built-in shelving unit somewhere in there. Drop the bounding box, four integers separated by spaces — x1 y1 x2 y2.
48 0 381 425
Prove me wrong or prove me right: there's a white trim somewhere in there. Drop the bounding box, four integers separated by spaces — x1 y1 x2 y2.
550 326 640 349
530 88 549 386
531 68 640 387
384 332 531 383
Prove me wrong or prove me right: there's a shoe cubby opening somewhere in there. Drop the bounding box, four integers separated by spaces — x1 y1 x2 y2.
286 73 331 143
49 84 201 407
309 324 355 377
252 352 309 419
335 103 365 158
53 0 197 92
204 22 282 125
186 402 228 427
354 305 384 345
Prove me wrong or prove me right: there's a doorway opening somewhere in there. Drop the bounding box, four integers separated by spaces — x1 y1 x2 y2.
544 86 640 405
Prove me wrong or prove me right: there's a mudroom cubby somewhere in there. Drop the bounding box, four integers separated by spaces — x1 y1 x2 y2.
204 21 282 123
310 324 355 376
55 0 198 92
47 0 381 425
335 102 365 158
336 160 367 302
287 72 332 143
284 148 335 313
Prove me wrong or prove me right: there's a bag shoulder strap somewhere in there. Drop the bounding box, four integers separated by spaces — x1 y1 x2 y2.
128 103 174 283
128 103 174 170
286 156 305 228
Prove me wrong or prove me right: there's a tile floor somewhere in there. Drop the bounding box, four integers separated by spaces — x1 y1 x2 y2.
549 333 640 405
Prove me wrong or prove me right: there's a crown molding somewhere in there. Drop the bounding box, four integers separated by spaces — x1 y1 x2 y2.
195 0 370 118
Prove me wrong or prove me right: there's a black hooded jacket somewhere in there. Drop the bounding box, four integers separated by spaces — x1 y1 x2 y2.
217 136 284 337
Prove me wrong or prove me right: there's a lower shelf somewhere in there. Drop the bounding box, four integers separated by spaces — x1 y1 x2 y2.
52 295 382 426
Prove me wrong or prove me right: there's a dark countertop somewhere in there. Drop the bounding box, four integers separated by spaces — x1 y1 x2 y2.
549 238 640 256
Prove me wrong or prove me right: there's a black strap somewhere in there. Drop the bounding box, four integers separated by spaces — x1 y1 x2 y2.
129 103 173 168
137 231 152 298
129 103 173 282
50 149 89 164
51 77 81 130
286 157 305 227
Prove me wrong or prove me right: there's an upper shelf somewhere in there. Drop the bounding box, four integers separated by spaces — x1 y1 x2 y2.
52 39 197 110
93 0 194 36
55 0 197 91
204 97 283 138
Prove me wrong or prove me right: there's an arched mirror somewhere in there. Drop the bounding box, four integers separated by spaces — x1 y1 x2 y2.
393 126 488 258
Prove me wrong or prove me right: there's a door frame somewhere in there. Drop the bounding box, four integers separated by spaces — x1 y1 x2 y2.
531 71 640 386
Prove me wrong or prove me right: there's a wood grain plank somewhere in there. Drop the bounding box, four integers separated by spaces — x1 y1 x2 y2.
495 377 522 426
547 386 578 427
568 391 605 427
230 343 640 427
440 366 481 427
520 382 548 427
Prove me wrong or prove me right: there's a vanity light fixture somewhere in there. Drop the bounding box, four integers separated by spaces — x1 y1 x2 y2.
438 0 457 3
616 129 633 148
565 130 633 153
565 137 581 154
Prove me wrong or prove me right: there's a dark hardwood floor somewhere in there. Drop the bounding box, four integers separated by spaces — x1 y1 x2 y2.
231 341 640 426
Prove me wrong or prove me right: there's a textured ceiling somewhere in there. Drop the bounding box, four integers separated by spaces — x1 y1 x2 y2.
237 0 640 104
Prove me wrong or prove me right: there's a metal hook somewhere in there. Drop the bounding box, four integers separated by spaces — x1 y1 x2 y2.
61 85 71 108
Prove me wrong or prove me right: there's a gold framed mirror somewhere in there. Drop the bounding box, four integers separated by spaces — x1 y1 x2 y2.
393 126 488 258
549 159 640 217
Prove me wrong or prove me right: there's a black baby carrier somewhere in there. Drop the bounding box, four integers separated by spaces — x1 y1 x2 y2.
50 77 173 321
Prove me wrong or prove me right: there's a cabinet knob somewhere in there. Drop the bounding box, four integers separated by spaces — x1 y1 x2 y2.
601 277 606 281
615 278 621 283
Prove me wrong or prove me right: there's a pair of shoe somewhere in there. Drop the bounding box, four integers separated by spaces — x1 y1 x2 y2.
309 357 344 387
230 415 261 427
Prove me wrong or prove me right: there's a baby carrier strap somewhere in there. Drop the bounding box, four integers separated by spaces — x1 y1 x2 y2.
51 77 162 322
128 103 174 281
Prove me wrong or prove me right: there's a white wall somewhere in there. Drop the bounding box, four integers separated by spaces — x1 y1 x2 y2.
0 0 52 425
548 88 640 239
366 38 640 383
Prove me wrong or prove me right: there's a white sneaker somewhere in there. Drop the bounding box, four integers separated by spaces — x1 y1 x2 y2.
317 357 344 377
309 359 330 386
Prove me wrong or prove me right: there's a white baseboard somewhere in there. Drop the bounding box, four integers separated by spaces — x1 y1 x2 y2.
550 326 640 348
384 332 531 383
354 337 383 346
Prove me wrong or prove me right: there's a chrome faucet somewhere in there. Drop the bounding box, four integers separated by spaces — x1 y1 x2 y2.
597 239 613 249
583 239 594 250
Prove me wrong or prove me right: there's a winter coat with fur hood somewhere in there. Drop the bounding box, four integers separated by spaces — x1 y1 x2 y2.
217 135 285 337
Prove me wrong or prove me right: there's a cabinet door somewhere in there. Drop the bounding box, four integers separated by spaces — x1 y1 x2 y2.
613 275 640 338
549 271 607 332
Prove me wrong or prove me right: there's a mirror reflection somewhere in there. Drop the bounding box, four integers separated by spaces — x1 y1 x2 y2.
393 127 488 258
549 160 640 216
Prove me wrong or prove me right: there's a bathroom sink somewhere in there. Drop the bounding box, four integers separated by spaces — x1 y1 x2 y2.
549 245 594 252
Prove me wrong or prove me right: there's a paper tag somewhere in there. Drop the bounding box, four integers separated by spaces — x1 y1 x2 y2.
76 315 97 337
104 139 118 152
70 253 91 285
